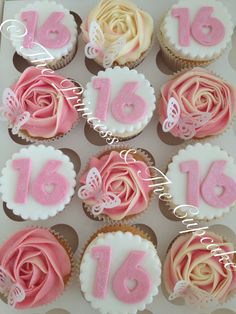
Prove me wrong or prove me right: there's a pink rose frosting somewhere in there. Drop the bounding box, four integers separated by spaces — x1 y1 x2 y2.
159 68 236 139
80 151 152 220
0 228 71 309
164 232 236 303
12 67 79 138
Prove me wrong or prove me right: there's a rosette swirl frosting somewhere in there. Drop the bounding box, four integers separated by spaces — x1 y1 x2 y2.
12 67 79 138
0 228 71 309
80 150 152 220
159 68 236 139
164 232 236 303
81 0 153 65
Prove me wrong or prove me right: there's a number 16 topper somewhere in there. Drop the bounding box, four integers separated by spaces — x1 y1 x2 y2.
80 227 162 314
166 143 236 221
160 0 233 65
0 145 76 221
83 67 156 139
9 1 78 68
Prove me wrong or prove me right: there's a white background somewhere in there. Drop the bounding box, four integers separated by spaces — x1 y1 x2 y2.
0 1 236 314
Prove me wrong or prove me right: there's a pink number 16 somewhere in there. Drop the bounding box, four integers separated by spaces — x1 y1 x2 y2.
93 78 148 124
180 160 236 208
172 6 225 46
92 246 151 304
13 158 69 206
21 11 71 49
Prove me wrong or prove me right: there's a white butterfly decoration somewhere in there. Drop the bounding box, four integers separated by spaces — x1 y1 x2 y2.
0 88 30 134
169 280 218 308
78 167 121 216
84 21 126 69
0 266 25 307
162 97 212 140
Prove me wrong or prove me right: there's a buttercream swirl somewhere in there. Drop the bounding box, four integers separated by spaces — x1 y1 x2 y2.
0 228 71 309
80 150 152 220
81 0 153 65
159 68 236 139
12 67 79 138
164 232 236 303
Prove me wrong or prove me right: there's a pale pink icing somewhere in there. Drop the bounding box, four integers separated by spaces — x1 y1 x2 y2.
80 151 152 220
172 7 225 47
159 68 236 139
164 232 236 303
12 67 79 138
112 250 152 303
0 227 71 309
92 246 111 299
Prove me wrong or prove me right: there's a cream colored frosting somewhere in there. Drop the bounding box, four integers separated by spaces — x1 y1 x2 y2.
164 232 236 303
81 0 153 65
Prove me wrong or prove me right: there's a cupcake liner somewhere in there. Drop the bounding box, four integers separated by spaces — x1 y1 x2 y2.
112 130 143 142
28 39 78 70
164 228 236 306
0 226 76 309
157 67 236 143
39 39 78 70
50 227 76 287
157 18 219 72
163 143 236 222
78 145 156 225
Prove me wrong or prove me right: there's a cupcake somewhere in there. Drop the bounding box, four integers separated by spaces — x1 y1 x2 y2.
80 225 162 314
81 0 153 69
83 67 156 140
165 143 236 221
158 0 234 71
163 231 236 306
0 227 73 309
0 145 76 220
9 1 78 69
159 68 236 140
0 67 80 142
78 147 154 222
